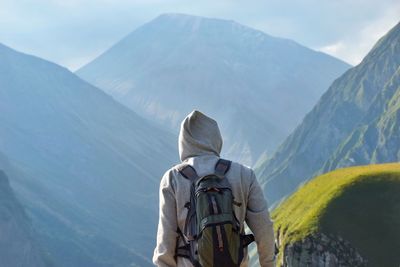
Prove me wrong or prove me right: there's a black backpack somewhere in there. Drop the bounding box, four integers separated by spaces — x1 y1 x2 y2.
175 159 254 267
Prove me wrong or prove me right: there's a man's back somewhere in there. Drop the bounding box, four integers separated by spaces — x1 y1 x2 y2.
153 110 275 267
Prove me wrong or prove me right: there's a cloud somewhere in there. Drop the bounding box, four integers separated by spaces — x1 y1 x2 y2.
62 51 105 72
320 42 346 56
318 2 400 65
0 0 398 69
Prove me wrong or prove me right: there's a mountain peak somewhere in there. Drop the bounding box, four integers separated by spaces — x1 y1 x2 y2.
156 12 211 20
77 13 350 165
362 20 400 64
139 12 270 40
154 12 235 25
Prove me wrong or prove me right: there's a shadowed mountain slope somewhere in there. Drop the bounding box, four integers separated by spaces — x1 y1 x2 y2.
0 169 53 267
0 43 177 266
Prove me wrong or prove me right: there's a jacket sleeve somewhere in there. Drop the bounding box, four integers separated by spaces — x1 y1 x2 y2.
245 170 276 267
153 171 178 267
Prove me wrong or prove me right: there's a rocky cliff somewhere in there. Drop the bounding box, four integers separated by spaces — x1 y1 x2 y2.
270 163 400 267
278 233 366 267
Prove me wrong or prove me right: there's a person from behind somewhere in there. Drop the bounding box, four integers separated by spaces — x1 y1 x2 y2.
153 110 276 267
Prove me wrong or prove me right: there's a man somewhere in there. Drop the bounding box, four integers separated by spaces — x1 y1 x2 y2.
153 110 276 267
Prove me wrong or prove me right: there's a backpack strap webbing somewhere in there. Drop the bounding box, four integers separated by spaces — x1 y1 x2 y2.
178 164 199 181
242 234 255 247
215 158 231 177
175 228 191 259
176 245 190 259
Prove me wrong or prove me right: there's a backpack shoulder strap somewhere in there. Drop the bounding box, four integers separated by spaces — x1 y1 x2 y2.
177 164 199 182
215 158 231 177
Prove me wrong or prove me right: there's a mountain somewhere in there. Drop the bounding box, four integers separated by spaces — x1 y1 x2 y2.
77 13 351 165
323 62 400 170
0 43 177 266
271 163 400 267
0 169 53 267
256 22 400 205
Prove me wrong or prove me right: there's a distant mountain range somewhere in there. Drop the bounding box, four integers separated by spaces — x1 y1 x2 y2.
0 43 177 266
256 21 400 205
271 163 400 267
2 13 398 267
77 13 351 165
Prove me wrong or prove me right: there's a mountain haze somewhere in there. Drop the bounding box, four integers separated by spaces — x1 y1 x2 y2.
0 43 177 266
0 168 52 267
257 22 400 205
77 13 350 165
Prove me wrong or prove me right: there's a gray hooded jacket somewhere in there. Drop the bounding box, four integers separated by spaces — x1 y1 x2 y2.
153 110 276 267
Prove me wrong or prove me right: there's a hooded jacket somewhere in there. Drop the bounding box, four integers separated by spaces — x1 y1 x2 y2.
153 110 276 267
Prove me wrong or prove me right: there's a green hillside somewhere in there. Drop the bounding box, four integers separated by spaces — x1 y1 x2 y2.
272 163 400 267
256 21 400 207
324 67 400 170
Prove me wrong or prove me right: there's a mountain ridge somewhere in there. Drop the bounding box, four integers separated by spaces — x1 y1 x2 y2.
256 21 400 205
77 13 351 165
0 42 177 266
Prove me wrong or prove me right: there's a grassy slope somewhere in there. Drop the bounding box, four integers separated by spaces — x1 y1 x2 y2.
272 163 400 266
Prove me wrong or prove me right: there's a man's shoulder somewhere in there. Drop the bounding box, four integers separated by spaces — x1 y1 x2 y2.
160 162 190 182
163 158 254 180
229 160 254 177
160 164 179 179
165 162 188 175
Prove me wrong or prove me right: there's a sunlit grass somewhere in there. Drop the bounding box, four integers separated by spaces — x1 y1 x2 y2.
272 163 400 265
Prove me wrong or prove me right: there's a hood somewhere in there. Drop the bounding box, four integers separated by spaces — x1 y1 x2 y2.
178 110 223 162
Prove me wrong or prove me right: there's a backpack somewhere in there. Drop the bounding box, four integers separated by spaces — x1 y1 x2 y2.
175 159 254 267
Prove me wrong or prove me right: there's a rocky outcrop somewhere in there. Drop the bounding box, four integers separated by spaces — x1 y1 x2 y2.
279 233 366 267
269 164 400 267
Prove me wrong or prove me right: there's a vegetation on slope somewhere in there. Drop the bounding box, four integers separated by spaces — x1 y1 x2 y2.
256 22 400 206
272 163 400 266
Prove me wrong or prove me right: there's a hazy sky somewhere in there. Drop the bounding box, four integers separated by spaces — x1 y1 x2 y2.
1 0 399 70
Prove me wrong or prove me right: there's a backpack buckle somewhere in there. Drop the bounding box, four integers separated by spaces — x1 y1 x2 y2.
187 235 195 241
